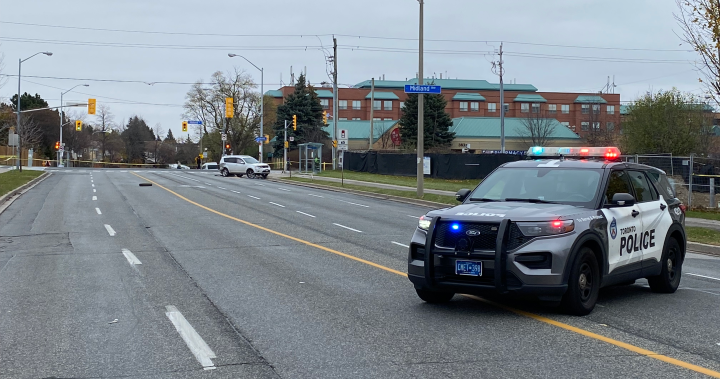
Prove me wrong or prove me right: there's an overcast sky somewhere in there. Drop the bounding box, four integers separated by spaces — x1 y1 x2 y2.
0 0 703 139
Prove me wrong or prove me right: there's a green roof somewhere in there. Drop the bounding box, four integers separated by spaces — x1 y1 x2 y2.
514 94 547 103
450 117 579 139
353 78 537 92
314 89 334 98
265 89 283 98
620 105 631 115
574 95 607 104
452 93 486 101
327 120 399 143
365 91 400 100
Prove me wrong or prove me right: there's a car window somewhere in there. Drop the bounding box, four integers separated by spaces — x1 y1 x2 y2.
224 158 237 163
646 170 676 199
243 157 259 164
628 170 658 202
604 170 634 205
208 164 218 169
237 159 245 164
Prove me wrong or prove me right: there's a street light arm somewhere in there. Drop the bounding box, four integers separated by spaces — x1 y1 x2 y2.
21 51 52 63
62 84 89 96
228 53 261 72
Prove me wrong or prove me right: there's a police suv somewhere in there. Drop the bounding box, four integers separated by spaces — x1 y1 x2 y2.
407 146 686 315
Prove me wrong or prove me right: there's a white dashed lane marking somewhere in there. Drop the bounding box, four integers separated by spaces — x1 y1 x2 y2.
121 249 142 265
248 195 260 200
333 223 362 233
104 224 116 236
391 241 409 248
92 196 97 201
339 200 369 208
296 211 316 218
269 202 285 208
165 305 216 370
95 208 102 215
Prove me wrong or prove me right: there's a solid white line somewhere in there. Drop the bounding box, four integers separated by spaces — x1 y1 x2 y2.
165 305 216 370
95 208 102 215
121 249 142 265
277 188 291 192
391 241 410 248
269 202 285 208
93 189 96 193
308 193 324 198
104 224 116 236
407 215 420 219
686 273 720 281
92 196 97 201
333 223 362 233
296 211 316 218
339 200 369 208
248 195 260 199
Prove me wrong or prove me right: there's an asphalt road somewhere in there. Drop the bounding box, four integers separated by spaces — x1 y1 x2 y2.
1 168 720 378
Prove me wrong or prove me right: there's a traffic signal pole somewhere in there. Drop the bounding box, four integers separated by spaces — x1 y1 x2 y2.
284 120 288 172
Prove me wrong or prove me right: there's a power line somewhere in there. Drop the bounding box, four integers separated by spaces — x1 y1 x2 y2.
1 74 284 86
21 78 185 107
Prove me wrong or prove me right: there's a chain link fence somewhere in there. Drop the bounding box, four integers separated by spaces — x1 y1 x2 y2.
622 154 720 208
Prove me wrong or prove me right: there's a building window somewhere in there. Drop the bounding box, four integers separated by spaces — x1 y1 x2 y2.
373 117 381 121
339 118 347 120
521 103 529 113
592 104 600 114
320 99 329 109
339 100 347 110
352 100 361 110
593 122 600 130
352 117 361 120
531 103 540 113
400 101 405 109
373 100 381 110
581 104 590 114
606 122 615 131
470 102 479 112
460 102 468 111
384 118 392 120
581 122 589 131
561 121 571 130
504 103 509 113
607 105 615 115
384 100 392 110
548 104 557 114
488 103 497 112
561 104 570 114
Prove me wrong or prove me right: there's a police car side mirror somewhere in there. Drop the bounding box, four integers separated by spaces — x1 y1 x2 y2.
610 193 635 207
456 189 471 202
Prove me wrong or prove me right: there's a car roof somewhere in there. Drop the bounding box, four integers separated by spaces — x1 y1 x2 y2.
224 155 254 159
502 158 662 172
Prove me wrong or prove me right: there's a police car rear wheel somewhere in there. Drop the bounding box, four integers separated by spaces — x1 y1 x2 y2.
648 238 682 293
561 247 600 316
415 289 455 303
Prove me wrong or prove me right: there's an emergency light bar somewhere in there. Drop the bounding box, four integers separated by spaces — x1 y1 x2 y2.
527 146 621 160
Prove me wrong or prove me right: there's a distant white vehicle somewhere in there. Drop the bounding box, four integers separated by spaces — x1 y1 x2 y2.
201 162 218 170
170 163 190 170
218 155 271 179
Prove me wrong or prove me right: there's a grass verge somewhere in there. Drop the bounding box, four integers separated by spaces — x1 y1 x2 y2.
0 170 43 197
283 177 458 206
686 210 720 221
314 170 479 193
686 226 720 245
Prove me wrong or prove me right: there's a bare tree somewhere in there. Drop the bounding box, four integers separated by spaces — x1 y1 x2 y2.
151 123 164 163
583 104 616 146
517 109 557 148
94 104 115 160
675 0 720 106
17 116 44 150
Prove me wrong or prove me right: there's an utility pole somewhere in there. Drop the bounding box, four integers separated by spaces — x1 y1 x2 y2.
333 37 338 170
369 78 375 150
499 42 505 153
417 0 424 198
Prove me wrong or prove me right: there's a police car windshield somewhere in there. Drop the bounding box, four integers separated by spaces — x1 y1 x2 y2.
469 167 603 207
243 157 259 164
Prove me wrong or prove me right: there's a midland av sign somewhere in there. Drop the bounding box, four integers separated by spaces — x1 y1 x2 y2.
404 85 442 94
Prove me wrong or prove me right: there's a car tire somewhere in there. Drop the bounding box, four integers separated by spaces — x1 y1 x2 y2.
647 238 682 293
415 288 455 303
246 169 255 179
221 168 229 177
561 247 600 316
262 174 268 179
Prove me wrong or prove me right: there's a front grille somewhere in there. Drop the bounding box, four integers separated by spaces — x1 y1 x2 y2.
507 223 534 251
435 221 499 251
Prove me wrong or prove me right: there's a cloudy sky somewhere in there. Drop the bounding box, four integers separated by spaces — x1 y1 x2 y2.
0 0 703 139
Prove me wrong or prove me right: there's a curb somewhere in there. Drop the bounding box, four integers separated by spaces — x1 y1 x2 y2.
687 241 720 257
270 178 452 209
0 172 51 214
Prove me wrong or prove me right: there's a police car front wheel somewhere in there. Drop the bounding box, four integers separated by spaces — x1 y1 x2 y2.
561 247 600 316
648 238 682 293
415 289 455 303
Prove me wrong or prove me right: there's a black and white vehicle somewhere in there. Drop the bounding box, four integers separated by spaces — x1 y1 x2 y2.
408 146 686 315
218 155 271 178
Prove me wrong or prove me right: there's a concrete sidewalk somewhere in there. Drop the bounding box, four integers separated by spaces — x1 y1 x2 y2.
272 171 458 196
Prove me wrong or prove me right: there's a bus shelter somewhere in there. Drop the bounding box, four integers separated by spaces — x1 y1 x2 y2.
297 142 323 174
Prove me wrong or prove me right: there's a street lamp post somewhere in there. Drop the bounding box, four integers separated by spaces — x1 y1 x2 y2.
17 51 52 171
228 54 264 163
59 84 89 167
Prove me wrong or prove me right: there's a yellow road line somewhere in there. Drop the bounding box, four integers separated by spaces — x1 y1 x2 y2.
133 172 720 378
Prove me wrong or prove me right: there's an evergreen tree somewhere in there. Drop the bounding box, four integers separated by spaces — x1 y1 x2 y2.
271 74 329 155
165 129 176 142
121 116 154 163
10 93 48 111
399 93 455 151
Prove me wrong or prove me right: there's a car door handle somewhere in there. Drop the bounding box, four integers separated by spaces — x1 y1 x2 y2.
660 204 667 211
631 210 640 218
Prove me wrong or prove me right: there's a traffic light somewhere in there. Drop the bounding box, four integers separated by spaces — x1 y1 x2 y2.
292 114 297 130
284 141 289 148
332 140 337 148
182 121 188 132
225 97 234 118
225 143 231 150
75 120 82 131
323 111 327 125
264 134 269 144
88 99 96 115
55 141 60 150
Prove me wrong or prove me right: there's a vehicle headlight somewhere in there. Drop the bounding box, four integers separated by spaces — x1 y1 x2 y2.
516 220 574 236
418 215 432 230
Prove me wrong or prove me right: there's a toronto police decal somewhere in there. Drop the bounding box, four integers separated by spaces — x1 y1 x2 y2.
610 217 617 239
